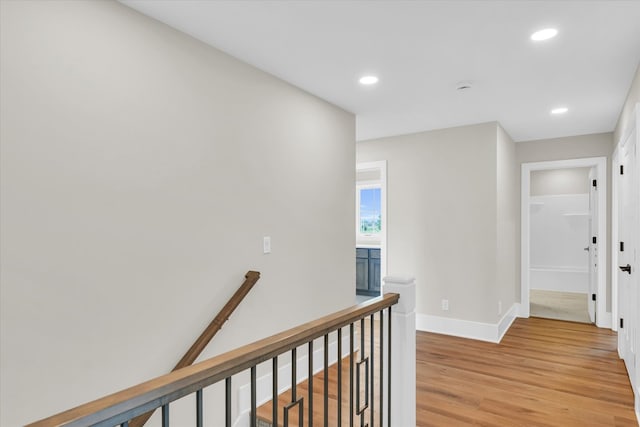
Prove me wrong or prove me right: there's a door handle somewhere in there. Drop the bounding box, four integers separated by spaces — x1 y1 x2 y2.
619 264 632 274
583 247 590 251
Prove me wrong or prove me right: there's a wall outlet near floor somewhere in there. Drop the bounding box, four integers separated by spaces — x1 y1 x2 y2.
441 299 449 311
498 300 502 315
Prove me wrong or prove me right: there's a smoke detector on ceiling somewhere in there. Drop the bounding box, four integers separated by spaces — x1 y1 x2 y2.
456 81 473 91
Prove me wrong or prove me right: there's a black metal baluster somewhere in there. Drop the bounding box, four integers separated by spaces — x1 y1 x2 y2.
309 340 314 427
162 404 169 427
387 307 392 427
251 366 257 427
289 347 301 427
350 323 354 427
273 357 278 427
196 389 203 427
292 347 297 401
324 334 329 427
379 310 383 427
338 327 343 427
370 314 375 427
360 318 365 427
226 377 232 427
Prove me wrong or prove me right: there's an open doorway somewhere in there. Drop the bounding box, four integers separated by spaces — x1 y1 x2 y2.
355 161 387 304
521 157 607 327
528 167 592 323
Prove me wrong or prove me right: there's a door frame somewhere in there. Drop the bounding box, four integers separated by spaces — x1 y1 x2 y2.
612 146 620 332
588 166 598 324
356 160 387 284
521 157 608 327
612 103 640 338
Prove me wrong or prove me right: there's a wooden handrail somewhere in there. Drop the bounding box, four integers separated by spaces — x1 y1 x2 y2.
128 270 260 427
176 270 261 369
27 293 399 427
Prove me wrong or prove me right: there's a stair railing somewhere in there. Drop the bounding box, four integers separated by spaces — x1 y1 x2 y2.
129 270 260 427
26 292 400 427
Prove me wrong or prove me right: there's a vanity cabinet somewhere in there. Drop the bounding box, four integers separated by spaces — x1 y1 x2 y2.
356 247 381 296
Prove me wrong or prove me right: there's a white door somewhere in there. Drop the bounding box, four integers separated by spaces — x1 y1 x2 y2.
618 127 637 393
587 167 598 324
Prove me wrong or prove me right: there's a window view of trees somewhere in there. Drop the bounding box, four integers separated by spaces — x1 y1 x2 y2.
359 187 381 234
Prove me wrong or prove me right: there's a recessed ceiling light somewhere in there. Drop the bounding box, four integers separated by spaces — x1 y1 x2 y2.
359 75 379 85
551 107 568 115
456 80 473 91
531 28 558 41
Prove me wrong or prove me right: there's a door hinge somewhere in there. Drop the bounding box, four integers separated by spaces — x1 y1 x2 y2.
592 179 597 188
620 318 624 328
591 294 596 301
620 241 625 252
620 165 624 175
592 236 597 244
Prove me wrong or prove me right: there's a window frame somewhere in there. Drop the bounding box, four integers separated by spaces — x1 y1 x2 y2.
356 181 383 242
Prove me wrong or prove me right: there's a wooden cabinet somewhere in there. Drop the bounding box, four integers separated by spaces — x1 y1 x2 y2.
356 253 368 292
356 247 381 296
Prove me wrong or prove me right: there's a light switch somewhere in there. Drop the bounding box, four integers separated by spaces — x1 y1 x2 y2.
263 236 271 254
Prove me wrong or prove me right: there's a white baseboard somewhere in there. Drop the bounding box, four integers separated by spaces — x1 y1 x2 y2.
416 303 518 344
235 329 352 424
498 303 519 342
597 311 612 329
232 412 248 427
514 302 524 318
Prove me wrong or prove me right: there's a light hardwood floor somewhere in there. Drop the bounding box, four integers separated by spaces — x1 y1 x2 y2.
258 317 637 426
418 317 637 426
530 289 591 323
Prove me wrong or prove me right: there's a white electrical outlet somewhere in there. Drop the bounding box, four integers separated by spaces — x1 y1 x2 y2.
263 236 271 254
441 299 449 311
498 300 502 315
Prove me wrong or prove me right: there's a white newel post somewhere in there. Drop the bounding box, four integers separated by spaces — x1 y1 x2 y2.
383 276 416 427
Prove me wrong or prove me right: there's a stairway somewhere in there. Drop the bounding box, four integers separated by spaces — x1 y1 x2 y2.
256 319 381 426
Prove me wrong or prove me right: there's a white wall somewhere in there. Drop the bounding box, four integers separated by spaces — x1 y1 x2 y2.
531 168 590 196
516 133 614 310
529 195 590 292
357 122 517 325
356 169 381 183
0 1 355 426
529 168 590 293
496 125 518 318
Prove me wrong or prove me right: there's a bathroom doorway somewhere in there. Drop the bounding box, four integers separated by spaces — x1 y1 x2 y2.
355 161 387 303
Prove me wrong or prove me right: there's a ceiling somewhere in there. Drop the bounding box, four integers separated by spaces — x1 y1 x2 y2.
120 1 640 142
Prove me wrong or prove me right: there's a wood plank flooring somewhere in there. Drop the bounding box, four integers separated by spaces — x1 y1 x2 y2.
419 317 637 426
530 290 590 323
258 317 637 426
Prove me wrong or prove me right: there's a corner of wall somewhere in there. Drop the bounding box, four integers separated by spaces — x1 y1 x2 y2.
416 301 518 343
614 62 640 144
496 123 518 315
